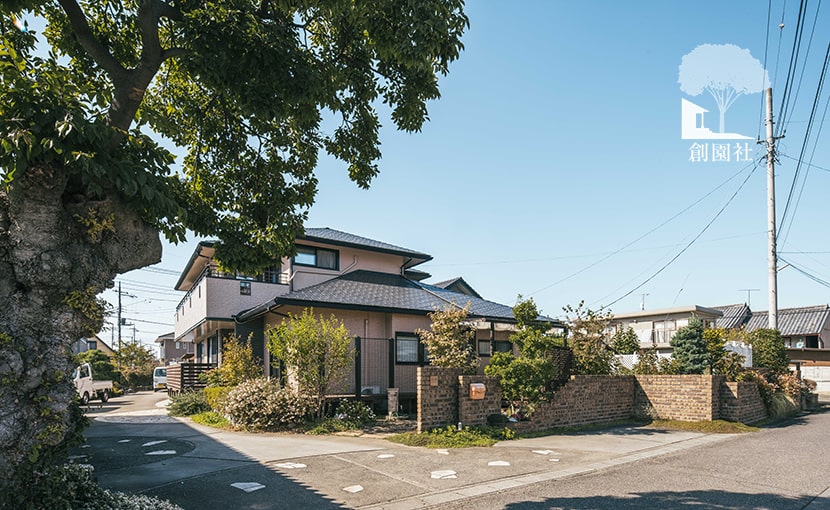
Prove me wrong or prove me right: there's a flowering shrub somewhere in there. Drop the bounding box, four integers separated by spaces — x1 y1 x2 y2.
222 377 316 431
334 400 376 425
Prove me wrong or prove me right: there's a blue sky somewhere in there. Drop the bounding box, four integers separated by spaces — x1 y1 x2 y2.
83 1 830 348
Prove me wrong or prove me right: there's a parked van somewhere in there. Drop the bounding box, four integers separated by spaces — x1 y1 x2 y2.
152 366 167 392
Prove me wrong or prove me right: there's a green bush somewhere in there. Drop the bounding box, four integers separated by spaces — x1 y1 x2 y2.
222 377 316 431
334 399 376 425
204 386 233 411
168 390 211 417
7 463 182 510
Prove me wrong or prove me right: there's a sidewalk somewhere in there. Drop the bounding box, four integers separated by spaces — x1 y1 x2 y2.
75 396 738 510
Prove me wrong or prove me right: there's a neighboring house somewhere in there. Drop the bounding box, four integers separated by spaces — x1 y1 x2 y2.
154 331 194 363
72 334 116 358
173 228 564 401
713 304 830 391
607 305 723 354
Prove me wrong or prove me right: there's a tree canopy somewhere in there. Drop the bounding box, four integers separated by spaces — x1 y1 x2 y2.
1 0 469 272
415 304 478 374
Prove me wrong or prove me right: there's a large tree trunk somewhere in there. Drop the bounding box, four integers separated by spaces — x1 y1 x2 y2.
0 161 161 493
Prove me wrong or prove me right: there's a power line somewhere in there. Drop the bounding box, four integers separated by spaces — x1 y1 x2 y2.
526 160 759 298
778 255 830 289
598 162 760 311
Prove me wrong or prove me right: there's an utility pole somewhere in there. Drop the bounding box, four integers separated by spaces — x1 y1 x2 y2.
765 87 778 330
117 282 122 354
640 293 650 311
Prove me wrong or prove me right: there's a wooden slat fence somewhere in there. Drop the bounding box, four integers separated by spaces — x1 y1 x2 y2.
166 362 216 394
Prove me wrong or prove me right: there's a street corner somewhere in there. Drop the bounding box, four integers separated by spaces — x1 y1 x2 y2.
69 436 196 472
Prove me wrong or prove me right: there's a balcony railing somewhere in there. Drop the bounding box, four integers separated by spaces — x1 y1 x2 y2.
175 264 289 313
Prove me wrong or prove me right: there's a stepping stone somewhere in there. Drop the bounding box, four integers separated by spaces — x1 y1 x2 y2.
431 470 457 479
377 454 395 459
145 450 177 456
231 482 265 493
488 460 510 467
343 485 364 493
142 440 167 447
274 462 307 469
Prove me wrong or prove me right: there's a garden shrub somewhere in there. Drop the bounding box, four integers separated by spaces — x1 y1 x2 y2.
168 390 211 417
222 377 316 431
200 334 262 387
632 348 659 375
334 399 376 425
7 463 182 510
203 386 233 411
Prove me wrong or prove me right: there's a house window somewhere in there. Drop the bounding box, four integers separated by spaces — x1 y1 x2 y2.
87 341 97 350
175 341 180 350
396 333 424 364
654 321 675 344
240 281 251 295
493 341 512 353
294 245 339 270
261 265 283 284
477 340 491 356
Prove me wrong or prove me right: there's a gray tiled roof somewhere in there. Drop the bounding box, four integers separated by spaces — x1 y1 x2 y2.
712 303 752 329
300 228 432 261
744 305 830 336
239 270 559 325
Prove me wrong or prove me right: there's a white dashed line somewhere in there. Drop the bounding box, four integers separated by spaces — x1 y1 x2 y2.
343 485 364 493
274 462 307 469
435 449 449 455
431 470 457 479
142 440 167 447
532 450 556 455
488 460 510 467
145 450 177 456
377 454 395 459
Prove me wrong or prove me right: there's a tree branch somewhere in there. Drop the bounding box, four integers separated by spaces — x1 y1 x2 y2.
57 0 125 78
158 0 184 22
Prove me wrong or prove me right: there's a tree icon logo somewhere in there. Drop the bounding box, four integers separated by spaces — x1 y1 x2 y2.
679 44 769 140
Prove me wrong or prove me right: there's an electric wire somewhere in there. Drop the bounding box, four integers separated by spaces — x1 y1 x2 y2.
777 36 830 247
778 255 830 288
776 0 808 138
598 162 760 311
526 160 759 298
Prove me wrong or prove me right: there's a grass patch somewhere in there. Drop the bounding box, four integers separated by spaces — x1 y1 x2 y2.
514 419 648 439
387 425 515 449
190 411 231 429
647 419 758 434
304 417 364 435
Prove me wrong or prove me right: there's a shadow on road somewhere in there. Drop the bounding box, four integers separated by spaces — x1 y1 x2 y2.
502 489 815 509
72 401 348 510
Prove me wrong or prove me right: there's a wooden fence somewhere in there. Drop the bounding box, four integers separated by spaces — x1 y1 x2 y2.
166 362 216 394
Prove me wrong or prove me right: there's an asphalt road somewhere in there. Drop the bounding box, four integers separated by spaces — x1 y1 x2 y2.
440 408 830 510
74 392 830 510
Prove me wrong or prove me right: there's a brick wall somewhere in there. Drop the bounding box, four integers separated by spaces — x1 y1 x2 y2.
418 368 768 433
458 375 501 427
417 367 462 432
719 381 768 423
509 376 635 434
635 375 722 421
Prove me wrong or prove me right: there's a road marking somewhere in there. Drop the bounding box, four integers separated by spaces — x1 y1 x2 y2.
343 485 364 493
488 461 510 467
532 450 556 455
145 450 177 456
142 440 168 447
435 449 449 455
118 439 131 443
377 454 395 459
231 482 265 493
274 462 307 469
431 470 457 479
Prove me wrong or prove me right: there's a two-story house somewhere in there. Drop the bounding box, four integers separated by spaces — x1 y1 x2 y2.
173 228 564 403
154 331 194 363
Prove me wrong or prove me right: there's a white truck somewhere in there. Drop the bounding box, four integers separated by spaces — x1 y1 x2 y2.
73 362 113 405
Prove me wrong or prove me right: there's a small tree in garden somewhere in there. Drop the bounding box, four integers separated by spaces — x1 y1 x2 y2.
416 304 477 374
611 327 640 354
632 347 660 375
267 309 354 419
670 317 708 374
114 342 156 388
203 334 262 387
484 297 564 413
563 301 615 375
749 328 789 374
